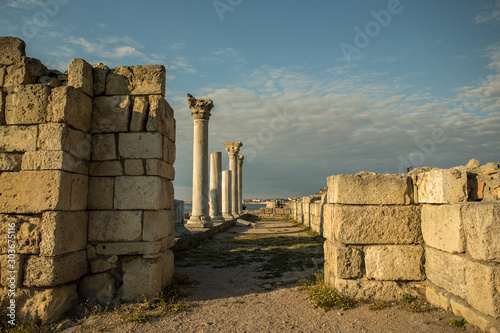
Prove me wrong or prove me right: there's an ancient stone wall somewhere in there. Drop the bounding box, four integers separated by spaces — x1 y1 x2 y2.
289 160 500 332
0 37 176 323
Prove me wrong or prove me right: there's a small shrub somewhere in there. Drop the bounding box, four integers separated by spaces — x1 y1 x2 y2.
450 318 467 329
300 273 353 311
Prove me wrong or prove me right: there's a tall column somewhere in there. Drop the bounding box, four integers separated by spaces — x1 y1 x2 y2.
222 170 233 219
187 98 214 228
224 142 242 217
209 152 224 221
237 155 244 214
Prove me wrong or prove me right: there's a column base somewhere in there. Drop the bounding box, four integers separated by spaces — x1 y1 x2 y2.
222 213 234 220
186 215 213 229
210 215 225 222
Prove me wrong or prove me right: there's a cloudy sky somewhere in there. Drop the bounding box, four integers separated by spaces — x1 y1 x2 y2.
1 0 499 200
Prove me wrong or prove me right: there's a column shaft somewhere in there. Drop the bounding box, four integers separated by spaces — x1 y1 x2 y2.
209 152 223 221
222 170 232 219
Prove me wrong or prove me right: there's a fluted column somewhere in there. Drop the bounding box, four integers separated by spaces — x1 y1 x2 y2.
187 98 214 228
237 155 244 214
224 141 242 217
222 170 233 219
209 152 224 221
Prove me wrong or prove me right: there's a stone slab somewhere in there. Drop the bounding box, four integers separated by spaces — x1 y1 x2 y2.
451 297 499 333
4 57 48 87
147 95 175 140
106 65 166 96
365 245 424 281
89 210 142 242
89 161 123 176
414 167 468 203
70 173 88 211
462 202 500 262
0 125 37 152
93 62 109 96
0 214 40 254
22 150 87 175
334 278 420 301
0 37 25 66
46 86 92 131
92 134 117 161
118 132 163 159
145 159 175 180
143 210 174 242
130 96 148 132
425 284 451 311
5 84 51 124
91 95 131 133
37 123 91 160
0 153 22 171
324 240 362 279
114 176 170 210
87 177 114 210
40 211 87 256
95 241 163 256
425 247 466 298
124 159 145 175
421 204 466 253
68 58 93 97
466 260 500 319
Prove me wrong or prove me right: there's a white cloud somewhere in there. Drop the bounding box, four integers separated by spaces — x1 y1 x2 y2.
4 0 43 9
475 0 500 23
168 56 196 74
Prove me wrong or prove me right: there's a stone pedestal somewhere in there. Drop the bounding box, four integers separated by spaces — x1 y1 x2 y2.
187 98 214 229
237 155 244 214
209 152 224 221
174 199 191 237
222 170 233 219
224 142 242 217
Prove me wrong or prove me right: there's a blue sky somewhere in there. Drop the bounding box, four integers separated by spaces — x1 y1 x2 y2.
1 0 499 200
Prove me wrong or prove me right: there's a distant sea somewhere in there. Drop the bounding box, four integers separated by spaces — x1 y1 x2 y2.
183 202 266 213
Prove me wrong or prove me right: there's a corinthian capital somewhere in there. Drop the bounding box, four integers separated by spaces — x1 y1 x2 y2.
224 142 243 159
188 98 214 120
237 155 244 165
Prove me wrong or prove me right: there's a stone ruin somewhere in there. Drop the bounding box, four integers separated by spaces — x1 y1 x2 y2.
0 37 175 323
289 160 500 332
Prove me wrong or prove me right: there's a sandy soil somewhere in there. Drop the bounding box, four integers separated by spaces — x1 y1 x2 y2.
55 218 482 333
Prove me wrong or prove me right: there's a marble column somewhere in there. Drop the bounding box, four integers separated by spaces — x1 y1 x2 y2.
187 98 214 228
222 170 233 219
209 152 224 221
174 199 191 237
223 142 242 217
237 155 244 214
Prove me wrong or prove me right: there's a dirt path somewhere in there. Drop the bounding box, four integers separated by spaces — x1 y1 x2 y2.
56 217 481 333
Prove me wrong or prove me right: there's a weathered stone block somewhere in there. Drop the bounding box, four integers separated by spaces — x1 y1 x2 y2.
365 245 424 281
24 250 87 287
89 161 123 176
324 240 362 279
91 134 117 161
106 65 166 96
120 251 173 302
68 58 93 97
0 125 37 152
40 211 87 256
118 132 163 159
328 172 411 205
145 159 175 180
421 204 465 253
0 66 5 87
71 173 88 211
415 167 467 203
0 88 5 124
93 62 109 96
147 95 174 139
91 95 131 133
114 176 170 210
124 159 144 175
0 37 25 65
334 205 422 245
89 211 142 242
1 254 25 288
89 255 118 273
164 137 175 164
466 260 500 318
38 123 91 160
0 153 22 171
5 84 51 124
462 202 500 262
4 57 48 86
0 171 72 214
143 210 174 242
425 284 451 311
87 177 114 210
0 214 40 254
451 298 499 333
22 151 87 175
95 241 163 256
46 86 92 131
425 247 466 298
334 278 419 301
79 272 116 304
130 96 148 132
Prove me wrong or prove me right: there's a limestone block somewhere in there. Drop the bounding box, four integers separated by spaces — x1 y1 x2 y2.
71 173 88 211
415 167 467 203
466 260 500 318
146 159 175 180
22 151 87 175
114 176 170 210
365 245 424 281
89 255 118 273
0 171 72 214
93 62 109 96
88 211 142 242
24 250 87 287
1 254 25 288
462 202 500 261
106 65 166 96
0 153 22 171
0 66 5 87
164 137 176 165
425 284 451 311
79 272 116 304
451 298 499 333
17 284 78 324
46 86 92 131
143 210 174 242
95 241 162 256
147 95 175 139
91 95 131 133
5 84 51 124
124 159 144 175
0 125 37 152
92 134 117 161
120 251 173 302
89 161 123 176
334 278 420 301
425 247 466 298
118 132 163 159
130 96 148 132
164 179 174 210
0 37 25 65
40 211 87 256
334 205 422 245
38 123 91 160
421 204 465 253
327 172 411 205
68 58 93 97
324 240 362 279
4 57 48 86
0 214 40 254
0 88 5 124
87 177 114 210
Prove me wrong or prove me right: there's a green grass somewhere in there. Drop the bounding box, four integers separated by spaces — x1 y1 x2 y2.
300 272 353 311
450 318 467 329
